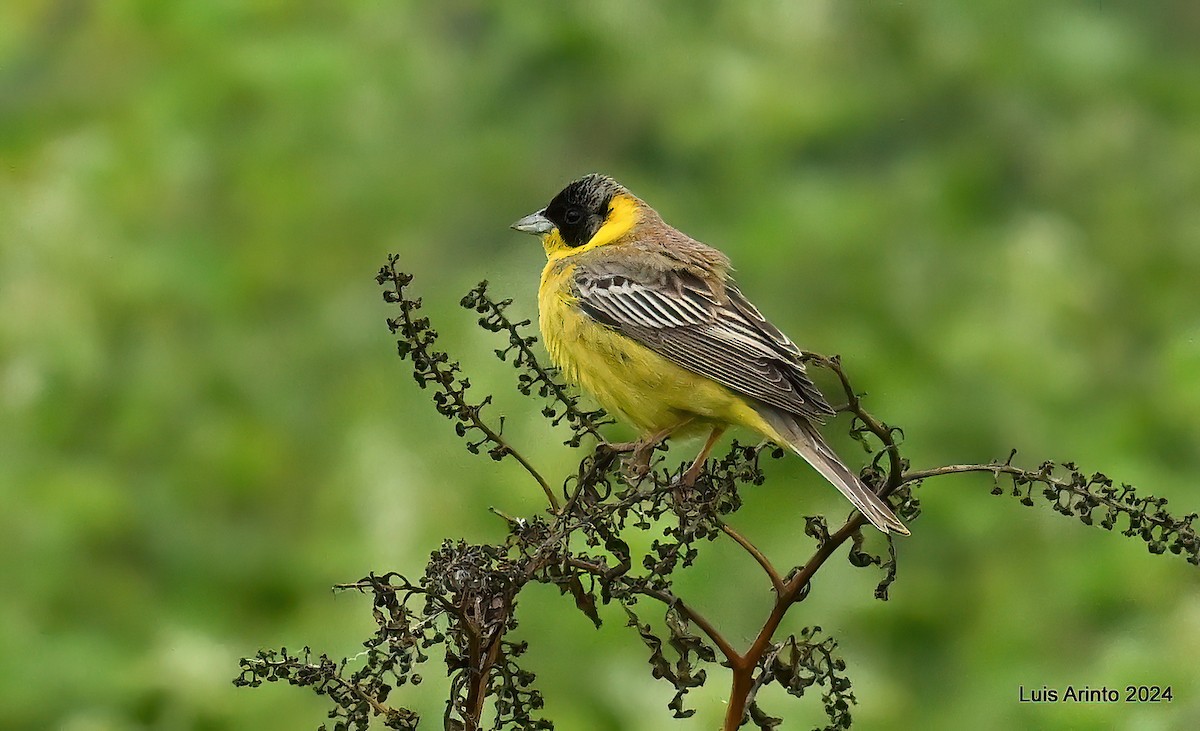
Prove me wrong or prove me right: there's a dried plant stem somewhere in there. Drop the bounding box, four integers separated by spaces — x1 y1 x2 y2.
566 556 741 664
903 463 1021 483
463 283 607 440
718 355 906 729
722 513 871 730
237 260 1199 731
509 450 560 513
379 258 560 513
464 629 505 730
337 676 394 719
815 354 905 495
720 520 784 594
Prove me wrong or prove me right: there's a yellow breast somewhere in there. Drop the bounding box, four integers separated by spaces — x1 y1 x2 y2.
538 260 771 438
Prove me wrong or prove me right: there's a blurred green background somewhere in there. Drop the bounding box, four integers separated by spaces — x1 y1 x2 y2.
3 1 1199 729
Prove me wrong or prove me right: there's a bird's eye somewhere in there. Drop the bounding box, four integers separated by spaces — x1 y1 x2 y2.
564 207 584 226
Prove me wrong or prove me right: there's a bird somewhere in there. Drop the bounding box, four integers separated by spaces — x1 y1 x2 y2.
511 174 908 535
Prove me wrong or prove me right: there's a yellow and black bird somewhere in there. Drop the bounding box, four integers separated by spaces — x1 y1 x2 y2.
512 174 908 535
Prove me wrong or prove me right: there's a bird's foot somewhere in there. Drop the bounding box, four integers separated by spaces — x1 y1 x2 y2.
606 425 682 483
598 440 646 479
597 439 639 455
622 460 651 483
678 461 704 488
619 446 657 482
621 441 657 482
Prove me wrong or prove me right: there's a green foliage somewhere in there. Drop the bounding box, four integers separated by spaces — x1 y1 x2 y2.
4 1 1200 729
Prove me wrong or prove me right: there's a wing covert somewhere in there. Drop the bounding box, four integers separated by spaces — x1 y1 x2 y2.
573 265 834 421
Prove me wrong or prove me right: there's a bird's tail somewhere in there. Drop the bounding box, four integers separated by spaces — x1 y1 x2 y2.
757 407 910 536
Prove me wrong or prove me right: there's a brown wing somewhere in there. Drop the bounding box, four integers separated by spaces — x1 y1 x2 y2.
573 262 834 422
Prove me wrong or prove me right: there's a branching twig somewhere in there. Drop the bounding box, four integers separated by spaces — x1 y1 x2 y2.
376 257 560 512
902 459 1198 563
462 281 610 447
237 256 1198 731
720 520 785 594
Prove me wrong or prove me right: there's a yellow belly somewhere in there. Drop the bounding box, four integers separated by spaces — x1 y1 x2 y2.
539 262 774 439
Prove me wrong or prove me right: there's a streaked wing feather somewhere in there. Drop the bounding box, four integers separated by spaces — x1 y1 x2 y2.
727 284 804 359
575 267 833 421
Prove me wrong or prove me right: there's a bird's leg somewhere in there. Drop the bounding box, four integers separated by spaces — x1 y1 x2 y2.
679 425 727 487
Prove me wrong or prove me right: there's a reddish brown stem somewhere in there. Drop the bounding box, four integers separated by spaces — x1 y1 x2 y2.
462 626 484 730
565 557 742 665
723 662 756 730
462 624 507 730
720 355 900 729
721 512 874 729
721 520 784 594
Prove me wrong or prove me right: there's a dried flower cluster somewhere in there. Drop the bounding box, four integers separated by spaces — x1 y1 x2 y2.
235 255 1198 730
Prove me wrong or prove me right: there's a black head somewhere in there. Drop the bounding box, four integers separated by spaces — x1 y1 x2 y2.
542 174 627 248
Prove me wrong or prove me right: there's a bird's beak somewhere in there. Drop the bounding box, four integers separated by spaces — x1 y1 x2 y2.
510 209 555 236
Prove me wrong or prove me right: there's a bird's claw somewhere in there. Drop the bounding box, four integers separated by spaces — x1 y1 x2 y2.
618 441 658 483
622 459 652 483
597 440 638 455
